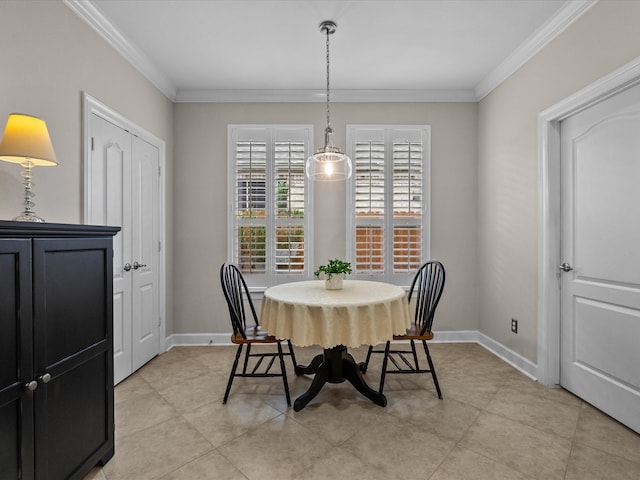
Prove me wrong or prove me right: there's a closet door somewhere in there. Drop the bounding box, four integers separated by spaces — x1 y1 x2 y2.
88 113 160 384
131 135 160 372
89 114 134 385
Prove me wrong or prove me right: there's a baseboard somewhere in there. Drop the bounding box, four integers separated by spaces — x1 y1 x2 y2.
431 330 478 343
165 333 232 350
474 332 538 380
164 330 539 381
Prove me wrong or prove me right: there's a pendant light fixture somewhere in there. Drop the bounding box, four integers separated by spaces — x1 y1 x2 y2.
305 20 352 181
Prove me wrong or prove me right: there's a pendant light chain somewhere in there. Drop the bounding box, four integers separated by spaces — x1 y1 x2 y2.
325 26 331 129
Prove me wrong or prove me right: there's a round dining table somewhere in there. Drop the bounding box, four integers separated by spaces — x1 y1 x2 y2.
260 279 411 411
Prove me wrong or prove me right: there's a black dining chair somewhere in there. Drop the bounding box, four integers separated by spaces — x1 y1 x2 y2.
220 262 297 406
362 260 445 398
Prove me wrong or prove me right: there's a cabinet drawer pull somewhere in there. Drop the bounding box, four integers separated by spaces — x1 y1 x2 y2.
39 373 51 384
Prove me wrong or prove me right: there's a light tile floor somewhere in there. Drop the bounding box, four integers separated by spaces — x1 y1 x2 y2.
84 343 640 480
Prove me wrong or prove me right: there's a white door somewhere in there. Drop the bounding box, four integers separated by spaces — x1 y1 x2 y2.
560 82 640 433
131 135 160 371
89 113 160 384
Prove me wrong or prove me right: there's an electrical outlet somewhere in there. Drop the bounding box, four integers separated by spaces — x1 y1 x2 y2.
511 318 518 334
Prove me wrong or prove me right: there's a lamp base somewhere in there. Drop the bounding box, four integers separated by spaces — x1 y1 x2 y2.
13 159 46 222
13 212 45 222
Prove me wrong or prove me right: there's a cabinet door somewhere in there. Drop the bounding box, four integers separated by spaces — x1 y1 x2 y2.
0 240 33 480
32 238 114 480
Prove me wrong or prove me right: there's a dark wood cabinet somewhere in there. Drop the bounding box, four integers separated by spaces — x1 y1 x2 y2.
0 221 120 480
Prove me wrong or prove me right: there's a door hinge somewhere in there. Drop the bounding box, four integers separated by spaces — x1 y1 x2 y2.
158 165 161 177
158 241 161 252
91 137 95 151
158 317 161 327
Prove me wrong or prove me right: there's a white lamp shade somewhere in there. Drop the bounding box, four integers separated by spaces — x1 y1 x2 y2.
0 113 58 166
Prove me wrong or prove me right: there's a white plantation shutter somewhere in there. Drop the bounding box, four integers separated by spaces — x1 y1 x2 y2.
354 135 385 273
274 139 306 273
392 140 423 274
347 126 430 285
235 140 267 274
229 126 312 287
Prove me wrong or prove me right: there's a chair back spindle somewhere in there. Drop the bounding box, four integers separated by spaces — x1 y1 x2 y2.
220 263 259 340
408 261 445 337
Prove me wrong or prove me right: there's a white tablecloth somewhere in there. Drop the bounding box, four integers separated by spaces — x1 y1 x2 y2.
260 280 411 348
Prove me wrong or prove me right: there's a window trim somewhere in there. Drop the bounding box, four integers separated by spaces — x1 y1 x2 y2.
346 125 431 287
227 125 314 289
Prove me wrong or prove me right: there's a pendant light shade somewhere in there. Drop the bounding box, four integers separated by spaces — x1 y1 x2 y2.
306 126 353 181
306 20 352 181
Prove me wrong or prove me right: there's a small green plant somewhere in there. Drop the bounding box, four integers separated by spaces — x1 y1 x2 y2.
314 258 352 279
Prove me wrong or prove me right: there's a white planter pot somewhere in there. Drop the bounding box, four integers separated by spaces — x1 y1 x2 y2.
325 274 344 290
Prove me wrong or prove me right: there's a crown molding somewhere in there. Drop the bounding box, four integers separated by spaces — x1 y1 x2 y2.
174 88 478 103
63 0 177 100
474 0 599 100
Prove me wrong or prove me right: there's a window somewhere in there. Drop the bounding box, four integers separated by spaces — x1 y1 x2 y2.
228 125 312 288
346 126 430 285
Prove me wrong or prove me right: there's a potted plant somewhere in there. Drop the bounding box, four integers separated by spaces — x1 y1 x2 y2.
314 258 352 290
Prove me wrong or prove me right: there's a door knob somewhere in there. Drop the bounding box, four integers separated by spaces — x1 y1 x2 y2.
124 263 132 272
39 373 51 384
133 261 147 270
25 380 38 391
559 262 573 272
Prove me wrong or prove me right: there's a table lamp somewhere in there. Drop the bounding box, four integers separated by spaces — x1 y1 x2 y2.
0 113 58 222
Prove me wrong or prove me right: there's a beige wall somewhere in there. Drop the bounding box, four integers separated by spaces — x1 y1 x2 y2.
174 102 478 334
0 1 175 332
477 0 640 362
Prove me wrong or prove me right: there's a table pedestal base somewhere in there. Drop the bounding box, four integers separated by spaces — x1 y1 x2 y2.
293 346 387 412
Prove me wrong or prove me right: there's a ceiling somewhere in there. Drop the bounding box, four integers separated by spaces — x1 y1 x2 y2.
65 0 595 102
